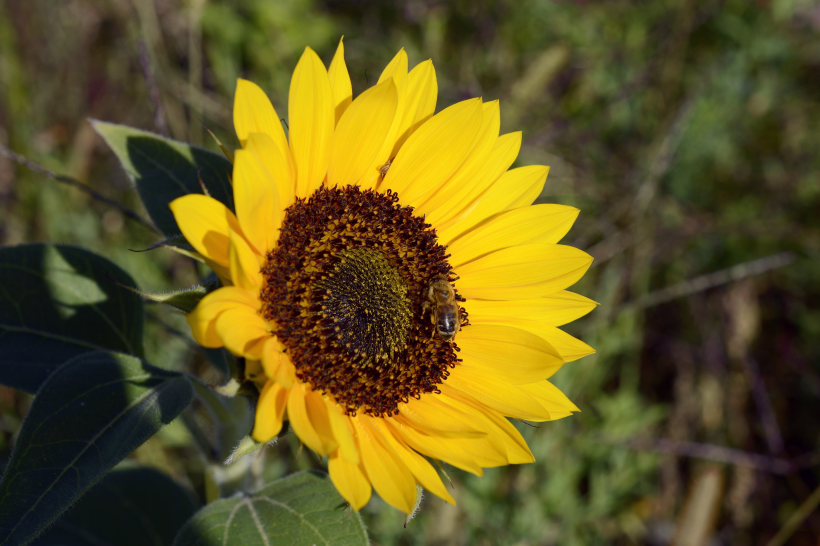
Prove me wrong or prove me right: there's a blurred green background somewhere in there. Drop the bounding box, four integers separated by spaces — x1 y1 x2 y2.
1 0 819 544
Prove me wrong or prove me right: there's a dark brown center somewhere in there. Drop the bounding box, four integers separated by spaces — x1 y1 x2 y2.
260 185 467 416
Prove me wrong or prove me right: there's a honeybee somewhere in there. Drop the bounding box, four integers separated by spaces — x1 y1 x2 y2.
423 275 461 341
378 158 393 181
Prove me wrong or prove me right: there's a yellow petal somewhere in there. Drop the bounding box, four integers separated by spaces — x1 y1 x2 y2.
303 387 339 455
378 48 409 88
357 49 409 190
425 132 521 228
391 59 438 154
355 416 416 513
438 164 548 243
329 451 372 510
457 324 564 384
214 306 269 359
169 194 240 270
377 50 408 114
384 419 484 476
228 228 263 292
261 337 291 385
327 37 353 126
372 420 454 505
273 355 296 387
396 395 487 438
287 383 331 455
252 381 289 442
466 290 597 327
415 395 510 466
232 149 282 254
261 338 282 377
470 312 595 363
326 404 359 465
480 411 535 464
233 79 289 156
448 205 580 267
244 132 296 210
376 52 408 111
382 98 484 208
328 78 398 188
537 325 595 362
442 392 535 464
445 366 551 421
520 380 580 417
186 286 259 347
415 100 500 216
455 243 593 300
289 47 334 198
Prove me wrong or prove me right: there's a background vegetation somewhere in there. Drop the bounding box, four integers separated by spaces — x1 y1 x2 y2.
1 0 819 544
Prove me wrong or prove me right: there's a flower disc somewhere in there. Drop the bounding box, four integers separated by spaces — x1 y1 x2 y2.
260 185 466 416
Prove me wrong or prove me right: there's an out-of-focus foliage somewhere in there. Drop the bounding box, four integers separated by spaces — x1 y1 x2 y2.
1 0 818 544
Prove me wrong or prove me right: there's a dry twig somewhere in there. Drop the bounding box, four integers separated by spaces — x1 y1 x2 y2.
605 436 820 475
0 142 159 234
765 483 820 546
138 40 169 137
743 355 785 455
626 252 796 310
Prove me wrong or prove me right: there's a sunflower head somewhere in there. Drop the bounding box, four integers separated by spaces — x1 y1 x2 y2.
259 184 465 417
170 38 595 514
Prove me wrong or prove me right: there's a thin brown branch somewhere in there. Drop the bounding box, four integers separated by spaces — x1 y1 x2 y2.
0 142 159 234
605 436 816 475
586 228 641 267
187 0 206 146
626 252 796 310
138 39 169 137
743 355 785 455
163 71 231 125
631 93 698 220
765 482 820 546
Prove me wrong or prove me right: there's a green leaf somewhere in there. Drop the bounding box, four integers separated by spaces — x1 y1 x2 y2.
30 466 199 546
187 377 253 463
0 351 194 546
91 120 234 237
201 348 234 385
172 471 368 546
0 244 144 393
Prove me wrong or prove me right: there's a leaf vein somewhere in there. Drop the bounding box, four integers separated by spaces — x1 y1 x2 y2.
246 500 271 546
253 497 331 546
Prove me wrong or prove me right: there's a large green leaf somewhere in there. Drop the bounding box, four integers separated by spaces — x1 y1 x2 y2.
0 351 194 546
187 378 253 463
91 120 234 237
30 466 198 546
172 471 368 546
0 244 144 393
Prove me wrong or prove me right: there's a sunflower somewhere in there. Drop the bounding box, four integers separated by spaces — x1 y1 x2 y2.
170 38 595 513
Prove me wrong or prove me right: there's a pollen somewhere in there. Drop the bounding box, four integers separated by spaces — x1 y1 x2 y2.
260 185 467 416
